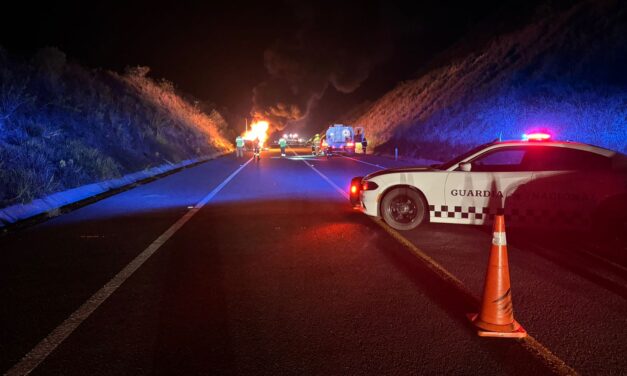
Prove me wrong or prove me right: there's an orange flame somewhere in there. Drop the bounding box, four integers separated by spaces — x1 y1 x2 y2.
243 120 270 147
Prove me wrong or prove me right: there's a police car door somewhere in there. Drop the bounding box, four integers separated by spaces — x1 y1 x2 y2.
443 147 533 224
523 146 617 229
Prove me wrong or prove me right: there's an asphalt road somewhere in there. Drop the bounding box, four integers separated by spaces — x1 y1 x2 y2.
1 147 625 375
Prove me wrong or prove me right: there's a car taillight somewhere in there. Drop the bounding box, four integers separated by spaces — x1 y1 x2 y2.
349 177 363 205
362 181 379 191
346 142 354 147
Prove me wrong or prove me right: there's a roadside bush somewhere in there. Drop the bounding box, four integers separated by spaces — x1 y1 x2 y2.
0 48 233 208
355 1 627 160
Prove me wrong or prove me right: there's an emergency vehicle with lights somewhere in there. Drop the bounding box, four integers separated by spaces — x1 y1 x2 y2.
324 124 365 156
349 133 627 232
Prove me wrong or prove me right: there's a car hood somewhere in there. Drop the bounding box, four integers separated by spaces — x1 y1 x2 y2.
365 166 434 180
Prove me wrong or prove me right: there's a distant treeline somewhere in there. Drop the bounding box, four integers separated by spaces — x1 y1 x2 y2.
0 47 233 208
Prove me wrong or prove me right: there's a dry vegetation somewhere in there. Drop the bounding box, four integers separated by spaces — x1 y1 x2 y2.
0 47 233 208
354 1 626 161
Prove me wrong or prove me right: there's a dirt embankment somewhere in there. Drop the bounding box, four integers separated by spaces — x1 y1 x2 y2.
352 1 627 161
0 48 233 208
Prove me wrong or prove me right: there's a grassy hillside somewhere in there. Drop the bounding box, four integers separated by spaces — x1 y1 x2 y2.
353 0 627 162
0 47 233 208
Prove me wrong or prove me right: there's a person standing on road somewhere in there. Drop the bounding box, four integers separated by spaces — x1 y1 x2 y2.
279 137 287 157
235 135 244 158
313 133 320 156
361 137 368 155
253 137 261 161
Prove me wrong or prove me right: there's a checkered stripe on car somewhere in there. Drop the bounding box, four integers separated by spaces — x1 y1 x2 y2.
428 205 589 225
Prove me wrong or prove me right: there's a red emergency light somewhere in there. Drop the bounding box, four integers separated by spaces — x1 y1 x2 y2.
349 176 364 206
522 132 551 141
347 142 354 147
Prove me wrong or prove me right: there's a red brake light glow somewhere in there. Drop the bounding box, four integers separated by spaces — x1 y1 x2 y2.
523 132 551 141
350 185 358 194
347 142 354 147
362 181 379 191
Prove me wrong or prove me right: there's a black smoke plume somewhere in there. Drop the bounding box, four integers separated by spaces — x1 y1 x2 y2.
251 1 394 129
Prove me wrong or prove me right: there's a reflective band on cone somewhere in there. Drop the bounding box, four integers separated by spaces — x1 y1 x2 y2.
492 232 506 246
468 215 527 338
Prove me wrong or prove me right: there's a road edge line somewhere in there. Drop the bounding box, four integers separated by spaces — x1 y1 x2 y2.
295 148 578 376
373 219 578 376
521 336 579 376
5 158 253 376
0 154 233 238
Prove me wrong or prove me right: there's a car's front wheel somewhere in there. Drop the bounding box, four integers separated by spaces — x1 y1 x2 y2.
381 187 427 231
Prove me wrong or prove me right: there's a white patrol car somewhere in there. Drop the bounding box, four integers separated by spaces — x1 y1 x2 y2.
350 134 627 232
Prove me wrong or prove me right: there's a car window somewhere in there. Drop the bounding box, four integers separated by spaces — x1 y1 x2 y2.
438 141 497 170
525 146 612 171
469 148 528 172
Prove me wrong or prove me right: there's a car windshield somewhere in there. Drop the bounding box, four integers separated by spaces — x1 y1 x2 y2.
435 141 496 170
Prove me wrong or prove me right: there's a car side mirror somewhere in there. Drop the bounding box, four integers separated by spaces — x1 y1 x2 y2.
459 162 472 172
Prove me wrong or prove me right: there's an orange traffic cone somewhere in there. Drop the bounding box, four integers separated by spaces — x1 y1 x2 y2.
468 215 527 338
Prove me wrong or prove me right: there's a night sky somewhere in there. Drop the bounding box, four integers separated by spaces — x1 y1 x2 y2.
0 0 549 133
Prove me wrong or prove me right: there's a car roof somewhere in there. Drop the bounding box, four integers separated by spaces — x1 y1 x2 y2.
487 140 617 158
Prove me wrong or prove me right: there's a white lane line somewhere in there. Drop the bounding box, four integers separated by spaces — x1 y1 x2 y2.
294 148 578 376
6 158 253 376
340 155 385 169
308 163 349 199
290 149 348 199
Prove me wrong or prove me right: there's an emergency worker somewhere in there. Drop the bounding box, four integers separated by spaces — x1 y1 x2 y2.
279 137 287 157
253 137 261 161
313 133 320 156
361 137 368 154
235 135 244 158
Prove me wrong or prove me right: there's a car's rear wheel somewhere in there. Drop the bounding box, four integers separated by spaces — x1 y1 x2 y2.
381 187 427 231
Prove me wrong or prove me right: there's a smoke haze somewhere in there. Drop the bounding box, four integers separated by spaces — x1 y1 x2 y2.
252 2 394 130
